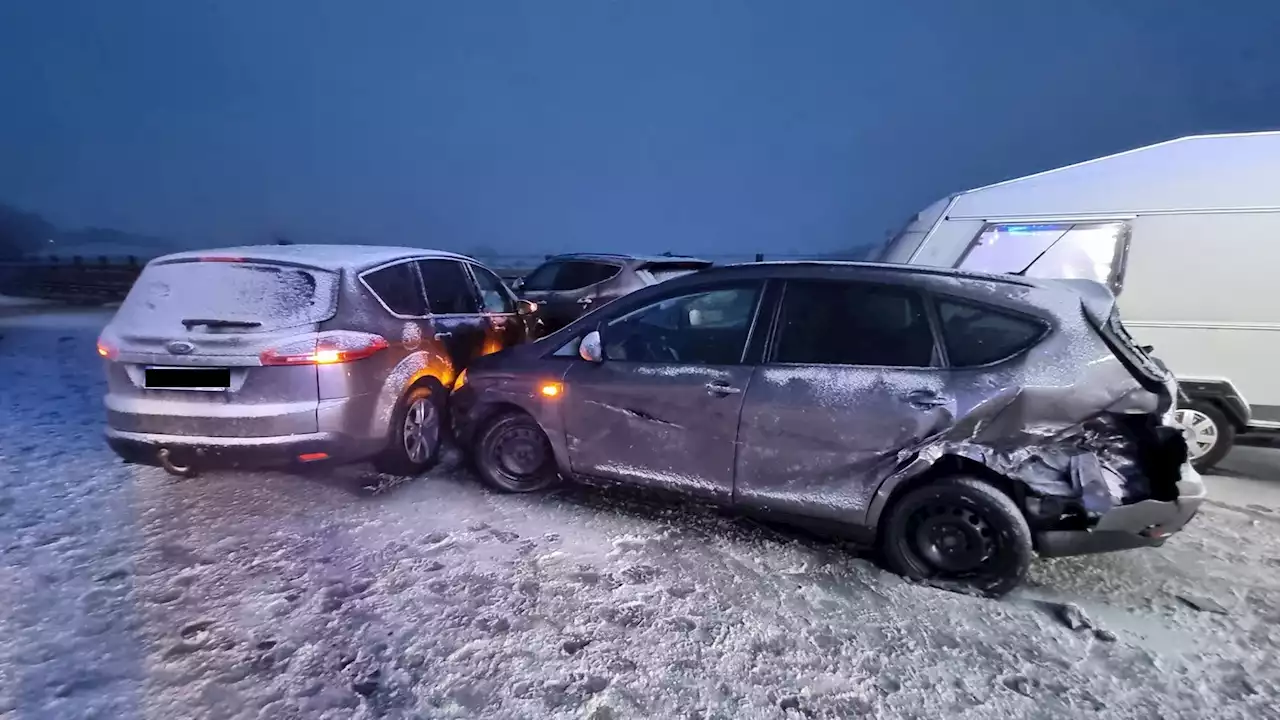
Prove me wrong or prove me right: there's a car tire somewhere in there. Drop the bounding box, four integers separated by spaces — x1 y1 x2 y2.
374 385 443 476
1174 399 1234 474
879 476 1033 598
473 411 558 493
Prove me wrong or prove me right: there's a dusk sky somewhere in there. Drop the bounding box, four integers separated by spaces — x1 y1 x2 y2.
1 1 1277 260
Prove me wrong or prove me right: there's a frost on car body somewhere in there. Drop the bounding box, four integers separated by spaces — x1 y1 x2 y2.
98 244 527 476
452 260 1205 594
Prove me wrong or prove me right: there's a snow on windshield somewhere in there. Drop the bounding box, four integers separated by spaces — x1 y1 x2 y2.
115 260 339 333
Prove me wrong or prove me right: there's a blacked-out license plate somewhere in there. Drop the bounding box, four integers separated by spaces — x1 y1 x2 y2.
144 367 231 390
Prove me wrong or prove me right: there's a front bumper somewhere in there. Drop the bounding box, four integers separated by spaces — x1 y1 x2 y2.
105 427 385 472
1036 463 1207 557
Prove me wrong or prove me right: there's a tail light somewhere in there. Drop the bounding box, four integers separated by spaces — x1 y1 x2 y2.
96 336 117 360
260 331 389 366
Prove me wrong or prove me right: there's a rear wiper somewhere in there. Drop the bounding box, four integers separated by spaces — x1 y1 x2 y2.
181 318 263 329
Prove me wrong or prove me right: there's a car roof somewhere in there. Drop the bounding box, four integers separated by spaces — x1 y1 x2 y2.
543 252 712 266
153 244 474 272
713 259 1041 287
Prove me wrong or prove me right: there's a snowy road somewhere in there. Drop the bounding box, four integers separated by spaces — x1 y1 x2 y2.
2 309 1279 719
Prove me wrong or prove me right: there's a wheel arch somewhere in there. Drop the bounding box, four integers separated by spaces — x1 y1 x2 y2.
469 399 572 475
1177 378 1250 432
866 454 1024 538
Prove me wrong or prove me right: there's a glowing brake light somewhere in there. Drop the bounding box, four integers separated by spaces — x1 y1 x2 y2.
96 337 117 360
260 332 389 366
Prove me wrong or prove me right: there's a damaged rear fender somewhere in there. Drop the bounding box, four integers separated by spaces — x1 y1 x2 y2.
862 411 1188 538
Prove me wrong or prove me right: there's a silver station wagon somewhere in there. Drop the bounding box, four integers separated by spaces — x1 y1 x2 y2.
98 245 534 477
450 260 1206 596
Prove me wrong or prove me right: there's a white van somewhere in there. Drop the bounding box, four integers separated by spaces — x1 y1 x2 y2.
878 131 1280 472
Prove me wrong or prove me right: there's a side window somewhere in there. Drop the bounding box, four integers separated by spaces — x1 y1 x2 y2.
362 262 427 316
773 280 935 367
937 299 1046 367
602 284 761 365
521 262 563 291
469 265 516 314
418 259 480 314
556 261 620 291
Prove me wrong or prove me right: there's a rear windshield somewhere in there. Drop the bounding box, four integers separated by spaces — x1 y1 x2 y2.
637 261 710 284
116 260 339 333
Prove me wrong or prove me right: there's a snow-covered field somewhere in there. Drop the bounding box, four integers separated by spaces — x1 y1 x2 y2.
2 308 1279 720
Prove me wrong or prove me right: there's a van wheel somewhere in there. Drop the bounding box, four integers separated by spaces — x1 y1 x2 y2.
474 412 558 493
879 476 1033 598
375 386 442 476
1174 400 1234 473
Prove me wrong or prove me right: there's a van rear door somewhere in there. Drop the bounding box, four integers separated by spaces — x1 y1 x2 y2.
99 256 340 437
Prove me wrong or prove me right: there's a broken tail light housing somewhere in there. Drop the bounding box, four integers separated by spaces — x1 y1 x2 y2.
260 331 389 366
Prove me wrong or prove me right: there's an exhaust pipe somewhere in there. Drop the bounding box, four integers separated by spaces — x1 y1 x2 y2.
157 448 197 478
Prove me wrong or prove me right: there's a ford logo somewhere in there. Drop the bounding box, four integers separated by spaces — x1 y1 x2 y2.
167 340 195 355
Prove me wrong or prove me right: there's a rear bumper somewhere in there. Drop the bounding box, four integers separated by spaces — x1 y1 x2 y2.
104 428 385 471
1036 463 1207 558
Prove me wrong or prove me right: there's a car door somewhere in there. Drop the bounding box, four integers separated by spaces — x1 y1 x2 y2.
734 277 954 523
561 280 766 501
418 258 487 372
519 260 622 330
465 262 526 354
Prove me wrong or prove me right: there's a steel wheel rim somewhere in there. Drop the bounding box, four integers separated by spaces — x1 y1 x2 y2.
1173 408 1218 460
906 503 996 574
402 398 438 463
493 426 548 483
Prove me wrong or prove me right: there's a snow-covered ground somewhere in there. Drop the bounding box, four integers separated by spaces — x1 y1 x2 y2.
2 309 1279 719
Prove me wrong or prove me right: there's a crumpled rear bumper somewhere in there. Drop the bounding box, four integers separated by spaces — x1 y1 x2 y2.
1035 463 1207 557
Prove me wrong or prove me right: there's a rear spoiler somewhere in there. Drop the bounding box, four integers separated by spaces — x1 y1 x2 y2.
1037 278 1116 328
637 260 714 272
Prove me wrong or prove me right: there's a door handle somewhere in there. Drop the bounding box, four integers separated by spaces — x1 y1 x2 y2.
705 382 741 396
905 390 950 408
434 332 453 339
577 297 594 307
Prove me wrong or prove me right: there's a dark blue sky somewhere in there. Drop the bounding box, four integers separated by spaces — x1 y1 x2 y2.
1 1 1277 259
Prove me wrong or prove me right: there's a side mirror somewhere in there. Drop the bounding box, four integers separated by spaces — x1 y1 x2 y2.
511 277 525 291
578 330 603 363
516 299 537 316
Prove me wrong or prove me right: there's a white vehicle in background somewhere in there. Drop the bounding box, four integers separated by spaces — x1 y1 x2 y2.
878 130 1280 472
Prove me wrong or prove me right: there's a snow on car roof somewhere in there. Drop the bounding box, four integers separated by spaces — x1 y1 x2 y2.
153 244 473 271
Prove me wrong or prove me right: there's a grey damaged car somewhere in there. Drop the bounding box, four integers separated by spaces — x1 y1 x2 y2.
99 245 533 477
450 261 1206 595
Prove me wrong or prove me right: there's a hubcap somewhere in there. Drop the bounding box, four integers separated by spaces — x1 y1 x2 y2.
402 398 438 463
1173 408 1218 460
494 426 548 480
908 504 995 574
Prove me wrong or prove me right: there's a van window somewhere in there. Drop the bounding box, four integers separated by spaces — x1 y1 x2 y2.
936 299 1046 367
958 221 1129 290
118 260 338 333
363 262 427 316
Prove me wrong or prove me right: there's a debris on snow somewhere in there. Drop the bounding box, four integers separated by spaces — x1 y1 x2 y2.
1176 593 1230 615
1054 602 1093 631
